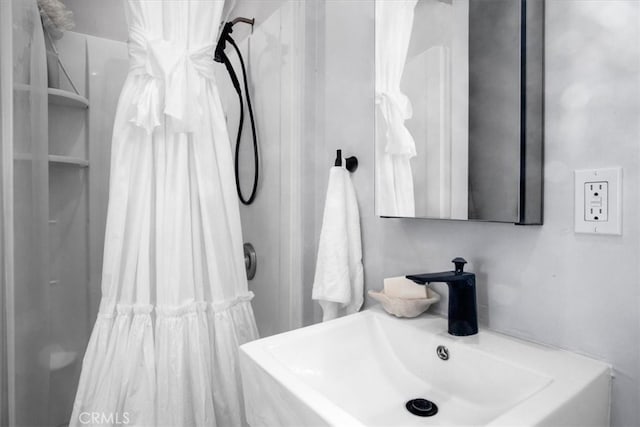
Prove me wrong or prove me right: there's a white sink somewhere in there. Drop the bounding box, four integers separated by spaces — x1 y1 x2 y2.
240 307 611 426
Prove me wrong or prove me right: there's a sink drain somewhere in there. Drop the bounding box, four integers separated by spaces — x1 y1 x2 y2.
405 398 438 417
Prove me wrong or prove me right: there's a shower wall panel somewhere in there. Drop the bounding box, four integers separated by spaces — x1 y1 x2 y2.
10 1 50 426
86 35 128 321
216 1 302 337
46 31 90 426
46 31 128 426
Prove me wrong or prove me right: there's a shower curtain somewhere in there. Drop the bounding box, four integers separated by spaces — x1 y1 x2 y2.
70 1 258 426
375 0 418 217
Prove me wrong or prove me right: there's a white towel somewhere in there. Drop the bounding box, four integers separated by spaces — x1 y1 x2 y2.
312 166 364 322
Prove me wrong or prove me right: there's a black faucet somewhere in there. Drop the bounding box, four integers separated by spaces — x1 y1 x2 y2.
406 258 478 336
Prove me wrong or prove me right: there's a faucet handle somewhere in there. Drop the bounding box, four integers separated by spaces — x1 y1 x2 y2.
452 257 467 274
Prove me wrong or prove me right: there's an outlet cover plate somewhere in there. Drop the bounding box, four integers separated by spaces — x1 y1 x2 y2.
574 168 622 235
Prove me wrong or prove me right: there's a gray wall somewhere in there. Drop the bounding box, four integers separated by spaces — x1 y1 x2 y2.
63 0 128 42
63 0 286 43
305 1 640 426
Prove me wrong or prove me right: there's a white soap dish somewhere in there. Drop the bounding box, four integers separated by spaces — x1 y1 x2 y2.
368 288 440 318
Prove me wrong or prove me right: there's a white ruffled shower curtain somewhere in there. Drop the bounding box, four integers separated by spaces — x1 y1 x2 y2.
70 1 258 426
375 0 418 217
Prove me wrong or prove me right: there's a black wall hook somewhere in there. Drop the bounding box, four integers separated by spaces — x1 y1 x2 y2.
334 149 342 167
334 149 358 173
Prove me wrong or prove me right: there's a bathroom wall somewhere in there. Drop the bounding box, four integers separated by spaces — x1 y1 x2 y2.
9 2 50 425
63 0 127 42
216 0 302 337
43 31 129 425
63 0 286 43
305 1 640 426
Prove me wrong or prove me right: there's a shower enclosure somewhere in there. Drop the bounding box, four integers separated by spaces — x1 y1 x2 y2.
1 1 51 425
1 0 129 424
216 0 305 338
1 0 307 425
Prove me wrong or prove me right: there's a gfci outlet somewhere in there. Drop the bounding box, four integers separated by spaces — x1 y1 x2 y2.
584 181 608 222
575 168 622 235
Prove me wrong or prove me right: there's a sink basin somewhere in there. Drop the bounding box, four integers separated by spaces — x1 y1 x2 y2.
240 307 611 426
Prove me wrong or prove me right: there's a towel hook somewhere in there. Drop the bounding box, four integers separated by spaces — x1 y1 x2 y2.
334 149 358 173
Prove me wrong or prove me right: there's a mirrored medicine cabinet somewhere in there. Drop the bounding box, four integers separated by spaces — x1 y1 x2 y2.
374 0 544 224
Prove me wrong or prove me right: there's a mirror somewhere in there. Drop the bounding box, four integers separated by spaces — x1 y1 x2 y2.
374 0 544 224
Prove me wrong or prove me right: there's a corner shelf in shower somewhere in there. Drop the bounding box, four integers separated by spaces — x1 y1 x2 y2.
48 88 89 109
48 155 89 168
14 153 89 167
14 85 89 108
49 349 78 371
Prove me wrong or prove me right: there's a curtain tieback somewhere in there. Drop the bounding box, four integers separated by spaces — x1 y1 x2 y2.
128 27 216 134
375 90 417 158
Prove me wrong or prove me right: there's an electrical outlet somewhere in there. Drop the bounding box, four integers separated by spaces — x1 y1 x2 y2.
584 181 608 222
575 168 621 235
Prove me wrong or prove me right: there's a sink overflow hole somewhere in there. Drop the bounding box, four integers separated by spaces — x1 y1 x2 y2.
436 345 449 360
406 398 438 417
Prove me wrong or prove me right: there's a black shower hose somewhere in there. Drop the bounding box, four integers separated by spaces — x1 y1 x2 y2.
214 21 259 205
